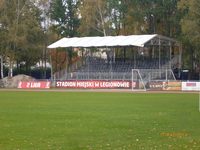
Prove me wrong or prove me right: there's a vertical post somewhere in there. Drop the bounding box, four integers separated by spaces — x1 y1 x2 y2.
65 49 67 80
110 48 113 80
110 55 113 80
134 48 137 69
169 42 172 69
113 48 115 63
87 49 89 79
49 51 53 80
152 46 155 58
158 38 161 78
123 47 126 62
151 38 155 58
179 44 182 69
132 69 133 91
159 38 161 69
178 43 182 78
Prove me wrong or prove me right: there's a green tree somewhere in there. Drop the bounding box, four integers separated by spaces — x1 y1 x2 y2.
50 0 80 73
178 0 200 75
119 0 147 35
133 0 181 37
0 0 45 77
50 0 80 37
0 0 6 78
78 0 109 36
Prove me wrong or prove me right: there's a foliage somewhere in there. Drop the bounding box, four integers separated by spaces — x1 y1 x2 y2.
78 0 110 36
0 0 44 77
50 0 80 72
49 49 67 73
50 0 80 37
0 0 200 78
78 0 181 36
178 0 200 72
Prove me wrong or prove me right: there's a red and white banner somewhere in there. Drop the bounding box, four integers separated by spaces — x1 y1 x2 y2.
18 81 51 89
56 80 132 89
182 82 200 91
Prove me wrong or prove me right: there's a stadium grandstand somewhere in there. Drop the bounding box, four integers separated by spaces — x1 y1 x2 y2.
48 34 181 88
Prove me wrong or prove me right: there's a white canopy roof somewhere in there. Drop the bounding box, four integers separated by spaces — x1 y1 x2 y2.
47 34 176 48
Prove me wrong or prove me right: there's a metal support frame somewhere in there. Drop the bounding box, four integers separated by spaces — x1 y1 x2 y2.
159 37 161 70
131 69 146 91
169 41 172 69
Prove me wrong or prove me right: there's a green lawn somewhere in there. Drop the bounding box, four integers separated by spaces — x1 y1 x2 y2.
0 91 199 150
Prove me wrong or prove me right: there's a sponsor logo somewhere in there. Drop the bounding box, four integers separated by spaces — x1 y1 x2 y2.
18 81 51 89
186 82 196 87
56 80 131 89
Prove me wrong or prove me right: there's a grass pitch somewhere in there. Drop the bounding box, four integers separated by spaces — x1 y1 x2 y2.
0 91 199 149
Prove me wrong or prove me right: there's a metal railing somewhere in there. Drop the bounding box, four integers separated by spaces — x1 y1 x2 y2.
53 69 176 81
52 57 177 81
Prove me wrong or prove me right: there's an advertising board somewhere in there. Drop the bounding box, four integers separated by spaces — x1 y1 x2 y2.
148 81 181 91
56 80 132 89
18 81 51 89
148 81 164 90
182 82 200 91
163 81 181 91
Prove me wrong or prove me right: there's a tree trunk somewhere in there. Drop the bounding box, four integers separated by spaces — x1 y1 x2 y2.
0 56 3 79
8 58 13 77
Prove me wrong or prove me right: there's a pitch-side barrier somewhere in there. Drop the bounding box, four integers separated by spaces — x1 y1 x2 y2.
16 80 200 92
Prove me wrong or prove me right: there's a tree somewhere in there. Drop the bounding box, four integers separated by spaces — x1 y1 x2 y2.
131 0 181 37
119 0 147 35
0 0 45 77
78 0 111 36
178 0 200 75
78 0 148 36
50 0 80 37
36 0 52 79
0 0 6 78
50 0 80 73
179 0 200 43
